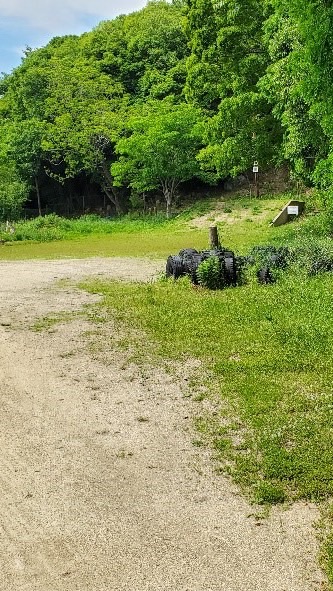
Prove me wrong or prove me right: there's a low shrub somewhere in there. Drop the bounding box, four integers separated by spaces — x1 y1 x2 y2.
289 236 333 275
197 256 225 290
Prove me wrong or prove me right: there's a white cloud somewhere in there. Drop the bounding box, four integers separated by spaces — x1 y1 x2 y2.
0 0 148 32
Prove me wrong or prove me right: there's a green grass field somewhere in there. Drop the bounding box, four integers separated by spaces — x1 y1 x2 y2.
82 272 333 502
0 196 288 259
81 269 333 584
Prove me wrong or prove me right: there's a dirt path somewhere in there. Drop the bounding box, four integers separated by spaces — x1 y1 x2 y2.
0 257 326 590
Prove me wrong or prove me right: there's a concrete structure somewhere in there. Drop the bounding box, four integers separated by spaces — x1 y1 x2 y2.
271 199 305 227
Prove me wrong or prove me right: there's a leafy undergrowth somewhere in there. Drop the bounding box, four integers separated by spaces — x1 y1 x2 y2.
82 272 333 507
0 199 217 244
0 212 171 242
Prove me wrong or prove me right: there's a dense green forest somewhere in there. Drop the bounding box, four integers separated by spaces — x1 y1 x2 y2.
1 0 333 219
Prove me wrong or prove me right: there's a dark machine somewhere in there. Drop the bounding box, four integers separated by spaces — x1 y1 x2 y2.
166 245 290 288
166 247 242 286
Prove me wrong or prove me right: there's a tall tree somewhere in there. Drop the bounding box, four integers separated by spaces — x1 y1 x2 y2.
41 35 128 213
184 0 220 111
259 1 327 183
185 0 278 179
285 0 333 189
112 102 204 217
0 1 191 215
89 1 189 101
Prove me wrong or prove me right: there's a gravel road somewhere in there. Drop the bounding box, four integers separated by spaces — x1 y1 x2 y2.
0 257 326 590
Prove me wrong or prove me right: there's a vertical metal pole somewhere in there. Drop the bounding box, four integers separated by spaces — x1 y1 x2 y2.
254 172 259 198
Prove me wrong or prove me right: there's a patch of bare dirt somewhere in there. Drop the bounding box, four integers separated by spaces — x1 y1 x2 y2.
0 257 326 590
187 197 281 229
189 206 271 229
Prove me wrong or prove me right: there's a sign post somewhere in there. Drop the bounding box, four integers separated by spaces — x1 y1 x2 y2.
253 161 259 197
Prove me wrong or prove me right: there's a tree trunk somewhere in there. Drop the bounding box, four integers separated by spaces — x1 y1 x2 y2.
100 161 123 215
162 178 178 218
35 176 42 217
254 171 260 198
166 193 172 219
101 185 123 216
209 226 220 249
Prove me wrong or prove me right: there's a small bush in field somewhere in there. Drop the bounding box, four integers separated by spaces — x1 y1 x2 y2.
197 256 224 290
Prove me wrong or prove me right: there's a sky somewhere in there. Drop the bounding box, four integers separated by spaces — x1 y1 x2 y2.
0 0 149 74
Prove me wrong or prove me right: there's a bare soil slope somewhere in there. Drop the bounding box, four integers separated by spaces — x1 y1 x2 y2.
0 257 326 590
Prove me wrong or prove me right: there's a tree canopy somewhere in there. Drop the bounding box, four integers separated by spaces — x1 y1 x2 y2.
112 101 204 216
1 0 333 218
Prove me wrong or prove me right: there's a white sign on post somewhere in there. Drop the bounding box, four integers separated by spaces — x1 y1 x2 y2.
253 161 259 173
287 206 299 215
